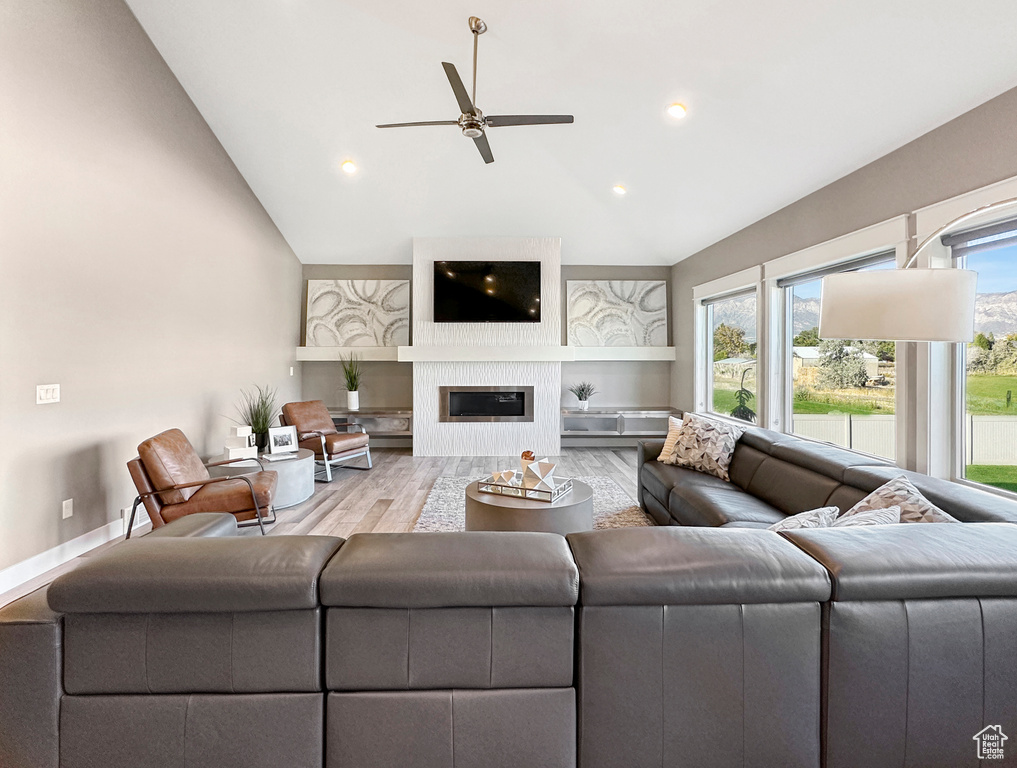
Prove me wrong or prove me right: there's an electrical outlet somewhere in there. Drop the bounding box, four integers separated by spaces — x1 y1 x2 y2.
37 384 60 404
62 499 73 519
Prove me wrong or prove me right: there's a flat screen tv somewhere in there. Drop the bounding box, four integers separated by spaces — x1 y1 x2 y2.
433 261 541 323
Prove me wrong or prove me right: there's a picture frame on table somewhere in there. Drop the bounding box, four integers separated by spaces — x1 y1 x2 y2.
268 425 298 454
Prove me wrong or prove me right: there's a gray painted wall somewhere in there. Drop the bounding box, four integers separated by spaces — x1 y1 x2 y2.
0 0 303 573
670 85 1017 411
299 265 413 408
298 264 672 409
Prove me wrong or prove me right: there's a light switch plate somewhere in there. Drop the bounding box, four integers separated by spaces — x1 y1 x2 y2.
37 384 60 404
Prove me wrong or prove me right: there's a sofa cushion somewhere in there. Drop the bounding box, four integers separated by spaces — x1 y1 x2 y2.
744 457 841 515
770 439 887 483
656 415 684 462
661 412 744 481
668 484 786 527
842 465 1017 524
737 426 790 454
728 444 768 490
768 507 840 531
320 532 579 608
782 522 1017 601
845 475 958 524
566 527 830 605
719 520 773 529
48 537 343 613
825 484 869 514
641 461 731 508
642 492 673 527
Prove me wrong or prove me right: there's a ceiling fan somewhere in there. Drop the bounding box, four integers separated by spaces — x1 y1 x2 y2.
376 17 574 164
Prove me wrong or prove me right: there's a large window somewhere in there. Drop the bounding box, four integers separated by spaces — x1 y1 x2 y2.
948 222 1017 494
780 256 897 460
705 291 757 424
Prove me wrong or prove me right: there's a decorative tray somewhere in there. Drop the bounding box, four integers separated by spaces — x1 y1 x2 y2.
477 471 573 503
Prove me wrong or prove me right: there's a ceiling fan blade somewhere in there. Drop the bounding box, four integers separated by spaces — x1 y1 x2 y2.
442 62 475 115
473 132 494 164
376 121 458 128
485 115 575 127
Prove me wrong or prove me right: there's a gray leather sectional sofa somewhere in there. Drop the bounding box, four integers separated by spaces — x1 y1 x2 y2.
638 425 1017 527
2 510 1017 768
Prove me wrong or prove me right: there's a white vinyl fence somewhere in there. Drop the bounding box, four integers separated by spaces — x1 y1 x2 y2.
792 413 1017 465
791 414 895 460
965 415 1017 465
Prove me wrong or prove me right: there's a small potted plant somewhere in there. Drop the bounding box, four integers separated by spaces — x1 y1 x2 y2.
341 353 363 411
568 381 597 411
237 385 278 450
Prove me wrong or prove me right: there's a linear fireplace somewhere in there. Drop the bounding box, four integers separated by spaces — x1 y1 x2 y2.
439 386 535 423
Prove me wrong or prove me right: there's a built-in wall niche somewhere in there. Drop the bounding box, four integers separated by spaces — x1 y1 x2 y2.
566 280 668 347
305 279 410 347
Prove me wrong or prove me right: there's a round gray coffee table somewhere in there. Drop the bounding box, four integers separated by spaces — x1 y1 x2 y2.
209 448 314 509
465 479 594 535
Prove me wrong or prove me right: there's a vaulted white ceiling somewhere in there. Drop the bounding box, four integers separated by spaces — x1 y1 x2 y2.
125 0 1017 265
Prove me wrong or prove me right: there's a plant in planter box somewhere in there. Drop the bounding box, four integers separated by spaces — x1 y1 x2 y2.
237 385 278 450
568 381 597 411
341 353 363 411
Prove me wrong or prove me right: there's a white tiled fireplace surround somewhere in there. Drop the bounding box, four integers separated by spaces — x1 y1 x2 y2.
411 237 562 457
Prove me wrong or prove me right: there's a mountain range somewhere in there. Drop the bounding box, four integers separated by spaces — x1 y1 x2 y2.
712 290 1017 338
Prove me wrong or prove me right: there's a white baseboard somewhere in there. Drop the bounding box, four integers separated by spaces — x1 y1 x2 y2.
0 517 133 596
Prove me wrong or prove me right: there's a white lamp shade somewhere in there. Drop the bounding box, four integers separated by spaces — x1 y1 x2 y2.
819 269 978 342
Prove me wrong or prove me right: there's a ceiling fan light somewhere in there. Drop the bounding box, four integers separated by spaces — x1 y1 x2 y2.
462 127 483 139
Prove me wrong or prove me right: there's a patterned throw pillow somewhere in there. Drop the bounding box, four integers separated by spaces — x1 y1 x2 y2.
657 416 685 463
769 506 840 531
845 475 959 524
831 505 901 527
661 412 745 481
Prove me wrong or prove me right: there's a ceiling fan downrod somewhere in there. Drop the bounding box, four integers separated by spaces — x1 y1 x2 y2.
469 16 486 109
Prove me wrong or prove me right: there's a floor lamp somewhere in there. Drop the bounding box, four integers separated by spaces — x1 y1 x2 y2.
819 196 1017 342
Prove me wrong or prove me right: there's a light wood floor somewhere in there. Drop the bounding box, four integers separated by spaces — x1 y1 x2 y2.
0 447 638 608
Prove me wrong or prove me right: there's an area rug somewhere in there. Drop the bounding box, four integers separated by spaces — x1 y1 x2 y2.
413 475 653 532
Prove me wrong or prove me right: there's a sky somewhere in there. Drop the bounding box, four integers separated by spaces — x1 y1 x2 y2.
791 244 1017 300
969 242 1017 295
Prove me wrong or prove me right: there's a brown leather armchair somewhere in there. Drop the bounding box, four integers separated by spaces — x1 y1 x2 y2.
280 400 372 482
125 428 278 537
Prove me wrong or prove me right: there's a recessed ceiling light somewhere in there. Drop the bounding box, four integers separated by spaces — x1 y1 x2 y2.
612 185 627 195
666 103 687 119
341 160 357 175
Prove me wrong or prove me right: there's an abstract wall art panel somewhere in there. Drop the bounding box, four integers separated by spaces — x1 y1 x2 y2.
566 280 667 346
306 279 410 346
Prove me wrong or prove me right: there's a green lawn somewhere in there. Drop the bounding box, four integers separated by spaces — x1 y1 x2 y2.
712 388 889 419
966 465 1017 494
967 374 1017 415
791 400 889 416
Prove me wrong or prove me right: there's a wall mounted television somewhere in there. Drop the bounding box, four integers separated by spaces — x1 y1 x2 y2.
433 261 541 323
